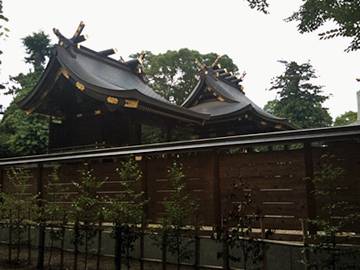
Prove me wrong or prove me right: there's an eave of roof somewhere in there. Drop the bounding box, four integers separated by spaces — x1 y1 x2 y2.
182 66 299 129
17 44 210 123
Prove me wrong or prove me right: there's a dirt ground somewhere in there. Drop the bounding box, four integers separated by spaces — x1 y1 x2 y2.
0 243 195 270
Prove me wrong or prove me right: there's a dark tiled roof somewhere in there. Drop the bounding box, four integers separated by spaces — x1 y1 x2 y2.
18 43 209 123
182 65 299 130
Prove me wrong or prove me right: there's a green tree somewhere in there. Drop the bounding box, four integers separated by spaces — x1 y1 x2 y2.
71 165 107 270
286 1 360 52
264 60 332 129
153 163 199 270
131 48 238 105
0 168 35 264
0 0 9 65
107 157 147 270
303 154 360 269
242 1 360 52
0 31 51 157
334 111 357 126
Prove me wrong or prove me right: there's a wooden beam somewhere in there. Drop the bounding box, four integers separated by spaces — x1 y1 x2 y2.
212 149 221 226
304 142 317 235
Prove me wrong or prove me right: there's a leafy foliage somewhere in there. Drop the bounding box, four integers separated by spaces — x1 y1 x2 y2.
0 0 9 65
43 167 69 268
22 31 51 70
334 111 357 126
214 179 263 270
265 60 332 128
0 168 35 264
245 0 269 14
303 155 360 269
71 165 107 270
0 31 51 157
286 0 360 52
131 48 238 105
153 163 199 270
106 157 147 270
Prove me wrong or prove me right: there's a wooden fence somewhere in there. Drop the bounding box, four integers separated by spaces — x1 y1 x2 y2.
0 125 360 235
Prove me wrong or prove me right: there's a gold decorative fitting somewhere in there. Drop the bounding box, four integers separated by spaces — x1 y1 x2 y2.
230 72 233 76
224 68 227 73
218 97 225 102
76 82 85 91
275 125 282 129
60 41 64 46
94 110 101 115
107 96 119 104
77 113 83 118
55 67 70 81
240 85 245 91
135 156 142 161
205 71 208 75
215 72 219 77
124 99 139 108
26 107 35 115
245 114 248 118
261 121 267 125
212 55 221 67
205 86 211 92
238 117 242 121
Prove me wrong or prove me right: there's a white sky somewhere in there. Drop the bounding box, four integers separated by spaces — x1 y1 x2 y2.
1 0 359 120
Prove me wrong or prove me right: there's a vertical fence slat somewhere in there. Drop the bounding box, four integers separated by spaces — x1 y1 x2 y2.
213 149 221 226
304 143 317 235
37 163 45 270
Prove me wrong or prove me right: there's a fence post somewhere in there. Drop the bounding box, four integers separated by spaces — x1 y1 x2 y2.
301 219 310 270
260 216 268 270
221 218 229 270
8 209 12 262
28 208 31 266
304 142 317 235
36 163 45 270
194 216 200 270
60 211 67 270
140 155 149 270
74 215 79 270
96 213 103 270
212 149 221 226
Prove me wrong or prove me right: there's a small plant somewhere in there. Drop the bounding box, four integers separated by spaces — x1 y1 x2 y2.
43 166 69 268
303 154 360 270
214 179 263 270
106 157 148 270
0 167 35 264
153 162 199 270
71 164 107 270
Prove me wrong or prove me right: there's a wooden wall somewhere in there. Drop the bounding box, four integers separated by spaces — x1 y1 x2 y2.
1 141 360 233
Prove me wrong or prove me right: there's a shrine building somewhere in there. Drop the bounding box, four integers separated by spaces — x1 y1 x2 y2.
17 22 298 152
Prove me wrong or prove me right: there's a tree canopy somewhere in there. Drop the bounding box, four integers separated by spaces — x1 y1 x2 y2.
334 110 357 126
264 60 332 129
131 48 239 105
247 0 360 52
0 31 51 157
0 0 9 65
286 0 360 52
